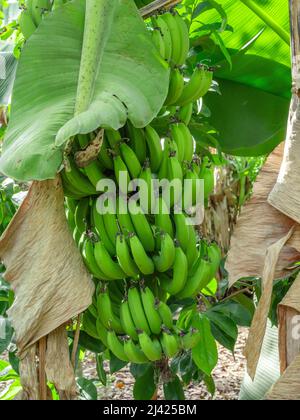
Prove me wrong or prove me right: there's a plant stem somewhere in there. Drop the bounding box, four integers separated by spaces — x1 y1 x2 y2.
75 0 117 115
240 0 290 45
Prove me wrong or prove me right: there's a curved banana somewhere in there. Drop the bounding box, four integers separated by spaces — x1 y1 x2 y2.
124 338 148 364
127 287 151 335
116 196 136 236
98 135 114 170
102 211 119 248
74 197 90 234
200 164 215 200
161 329 179 358
91 200 115 257
152 15 172 61
167 151 183 207
160 244 188 295
120 299 139 341
126 122 147 165
173 213 189 252
94 241 126 280
64 158 96 196
113 155 130 194
120 142 142 179
207 242 222 279
129 208 155 253
177 257 212 299
179 103 193 126
18 9 37 39
165 68 184 106
157 301 173 330
82 239 114 281
151 27 166 59
154 197 174 240
116 234 139 278
105 129 122 149
145 126 163 173
176 65 213 107
139 159 156 213
97 289 124 334
140 287 162 335
129 233 155 275
170 123 186 163
138 331 162 362
153 233 175 272
107 330 129 362
186 225 199 268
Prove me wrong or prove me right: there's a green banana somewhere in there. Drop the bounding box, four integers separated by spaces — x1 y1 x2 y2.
106 129 122 149
183 167 200 209
140 287 162 335
173 213 190 252
126 122 147 165
151 27 166 59
73 226 81 247
120 142 142 179
138 331 162 362
120 299 139 341
65 197 77 215
153 233 175 272
176 65 213 107
160 244 188 295
113 155 130 194
18 9 37 39
139 159 156 213
129 208 155 252
179 103 193 126
107 330 129 362
145 126 163 173
170 123 185 162
94 241 126 280
167 151 183 207
65 208 76 232
74 197 90 234
157 301 173 330
102 211 119 248
186 225 199 268
61 170 87 199
127 287 151 335
31 0 51 25
177 257 212 299
160 12 189 67
124 338 148 364
97 289 124 333
165 68 184 106
152 15 172 62
200 164 215 200
64 158 96 196
116 234 139 278
98 136 114 170
161 328 179 358
180 328 201 350
116 196 136 236
173 12 190 66
82 239 114 281
154 197 174 240
129 233 155 275
207 242 222 279
91 200 115 257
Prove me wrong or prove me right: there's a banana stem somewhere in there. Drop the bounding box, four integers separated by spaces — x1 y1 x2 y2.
240 0 290 45
75 0 117 115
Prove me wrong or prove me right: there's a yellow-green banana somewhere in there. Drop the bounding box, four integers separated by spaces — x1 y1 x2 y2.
129 233 155 275
140 287 162 335
176 65 213 107
145 126 163 173
116 234 139 278
153 233 175 272
173 213 189 252
165 68 184 106
127 287 151 335
157 301 173 330
129 209 155 252
97 289 124 333
138 331 162 362
120 142 142 179
160 244 188 295
120 299 139 341
124 338 148 364
177 257 212 299
107 330 129 362
161 328 179 358
94 241 125 280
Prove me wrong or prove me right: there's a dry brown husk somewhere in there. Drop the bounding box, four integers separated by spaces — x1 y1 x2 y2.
225 143 300 287
265 353 300 400
268 100 300 224
278 272 300 372
244 228 294 380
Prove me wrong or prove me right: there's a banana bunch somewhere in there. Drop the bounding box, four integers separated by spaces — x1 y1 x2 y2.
61 8 221 365
18 0 52 39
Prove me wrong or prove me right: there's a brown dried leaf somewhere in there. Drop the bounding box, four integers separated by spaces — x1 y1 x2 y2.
266 353 300 400
244 227 294 380
226 143 300 287
0 176 94 356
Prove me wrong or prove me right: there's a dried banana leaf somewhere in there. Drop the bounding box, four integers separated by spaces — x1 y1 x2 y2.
226 143 300 287
266 353 300 400
0 176 94 356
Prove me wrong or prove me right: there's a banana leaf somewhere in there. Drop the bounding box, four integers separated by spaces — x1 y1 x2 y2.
0 0 169 181
189 0 291 156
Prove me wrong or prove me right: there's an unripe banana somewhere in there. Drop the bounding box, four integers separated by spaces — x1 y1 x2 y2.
145 125 163 173
186 225 199 268
64 158 96 196
154 197 174 240
165 68 184 106
138 331 162 362
152 15 172 62
178 103 193 126
116 196 136 236
120 299 139 341
91 200 115 257
113 155 130 194
160 244 188 295
107 330 129 362
18 9 37 39
31 0 51 25
153 233 175 272
127 287 151 335
126 122 147 164
102 211 119 248
106 129 122 149
180 328 201 350
129 233 155 275
97 289 124 334
173 12 190 66
116 234 139 278
129 208 155 253
139 159 156 213
176 65 213 107
124 338 148 364
173 213 189 252
119 142 142 179
157 300 173 330
140 286 162 335
161 328 179 358
151 27 166 59
207 242 222 279
200 164 215 199
82 238 114 281
94 241 126 280
74 197 90 234
167 151 183 207
170 123 186 163
98 136 114 170
177 257 212 299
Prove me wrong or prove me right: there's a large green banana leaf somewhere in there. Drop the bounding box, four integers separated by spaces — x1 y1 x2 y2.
189 0 291 156
0 0 169 181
